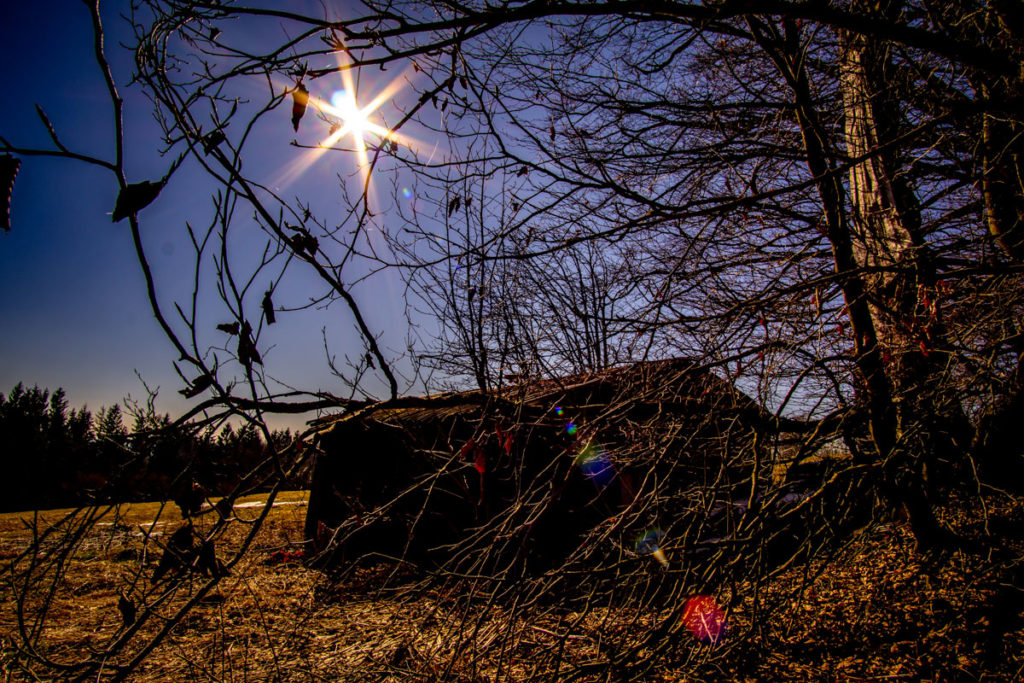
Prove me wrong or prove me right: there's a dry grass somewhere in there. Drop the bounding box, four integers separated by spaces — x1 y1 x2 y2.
1 491 1022 681
719 495 1024 681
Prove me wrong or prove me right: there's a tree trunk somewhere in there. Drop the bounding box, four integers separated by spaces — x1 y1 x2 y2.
970 2 1024 483
752 11 969 548
979 1 1024 264
838 6 971 546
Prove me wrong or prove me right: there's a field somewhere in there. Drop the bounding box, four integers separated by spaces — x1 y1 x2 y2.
1 491 1022 681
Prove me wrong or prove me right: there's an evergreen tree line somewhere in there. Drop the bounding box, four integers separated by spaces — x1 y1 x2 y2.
0 383 298 513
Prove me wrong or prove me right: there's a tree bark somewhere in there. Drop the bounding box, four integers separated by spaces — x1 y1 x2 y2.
979 0 1024 264
753 9 969 547
838 3 971 546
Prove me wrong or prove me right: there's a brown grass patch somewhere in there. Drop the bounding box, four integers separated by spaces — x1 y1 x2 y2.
2 492 1022 681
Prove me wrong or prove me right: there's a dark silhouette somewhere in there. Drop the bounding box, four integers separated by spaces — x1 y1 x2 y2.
111 179 165 222
0 153 19 233
201 130 224 154
173 479 205 518
262 289 276 325
198 539 229 577
117 593 136 628
179 373 213 399
237 322 262 368
0 382 297 512
305 359 790 575
291 82 308 132
153 524 196 581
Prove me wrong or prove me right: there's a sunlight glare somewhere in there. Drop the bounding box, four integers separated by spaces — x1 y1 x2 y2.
274 61 422 202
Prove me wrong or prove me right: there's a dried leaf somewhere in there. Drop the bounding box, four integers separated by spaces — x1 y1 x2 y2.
0 154 19 233
238 322 262 368
179 373 214 398
112 179 165 222
291 82 309 132
262 289 276 325
447 196 461 217
201 130 225 154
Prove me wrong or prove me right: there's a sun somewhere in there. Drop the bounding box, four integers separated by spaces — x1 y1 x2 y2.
329 90 368 136
274 54 423 204
319 88 392 152
310 49 418 173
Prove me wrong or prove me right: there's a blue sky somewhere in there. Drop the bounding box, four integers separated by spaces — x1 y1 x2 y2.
0 1 426 429
0 2 172 416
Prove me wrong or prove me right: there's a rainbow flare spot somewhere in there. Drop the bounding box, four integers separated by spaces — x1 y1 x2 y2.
681 595 727 644
565 421 577 436
636 529 669 568
574 439 614 488
402 187 413 199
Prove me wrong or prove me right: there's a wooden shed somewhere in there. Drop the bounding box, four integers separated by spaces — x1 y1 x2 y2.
304 358 775 574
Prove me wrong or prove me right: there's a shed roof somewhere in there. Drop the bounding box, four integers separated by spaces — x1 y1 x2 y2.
312 357 767 439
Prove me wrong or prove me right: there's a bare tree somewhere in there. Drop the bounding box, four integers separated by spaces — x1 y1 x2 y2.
4 0 1024 678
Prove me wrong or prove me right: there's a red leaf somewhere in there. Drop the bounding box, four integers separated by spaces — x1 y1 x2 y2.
681 595 726 643
495 424 514 453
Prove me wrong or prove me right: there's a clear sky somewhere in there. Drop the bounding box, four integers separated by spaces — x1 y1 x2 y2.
0 1 425 430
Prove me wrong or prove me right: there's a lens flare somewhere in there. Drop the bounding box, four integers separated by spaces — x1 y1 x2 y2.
681 595 727 644
565 421 578 436
636 529 669 568
321 88 375 142
574 440 614 488
271 54 429 206
330 89 349 111
554 406 564 416
402 187 413 199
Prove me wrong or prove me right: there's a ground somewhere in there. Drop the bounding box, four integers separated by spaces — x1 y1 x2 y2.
1 491 1021 681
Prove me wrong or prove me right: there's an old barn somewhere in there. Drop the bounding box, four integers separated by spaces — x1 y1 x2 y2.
304 358 800 575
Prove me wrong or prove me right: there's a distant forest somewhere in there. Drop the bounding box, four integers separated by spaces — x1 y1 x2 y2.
0 383 299 513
